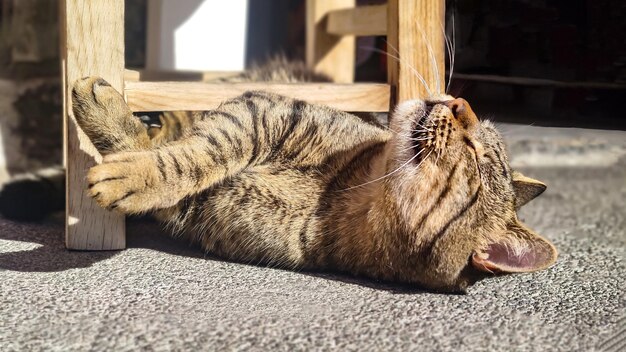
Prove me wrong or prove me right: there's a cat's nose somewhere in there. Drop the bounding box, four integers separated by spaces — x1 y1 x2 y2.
443 98 478 130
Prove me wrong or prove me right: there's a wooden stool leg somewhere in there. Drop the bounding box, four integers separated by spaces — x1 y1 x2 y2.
306 0 356 83
387 0 445 106
60 0 126 250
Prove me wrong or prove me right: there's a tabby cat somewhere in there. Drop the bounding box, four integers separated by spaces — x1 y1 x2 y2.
66 71 557 292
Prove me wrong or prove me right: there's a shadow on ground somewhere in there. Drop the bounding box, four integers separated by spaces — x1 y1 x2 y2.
0 216 204 272
0 214 439 293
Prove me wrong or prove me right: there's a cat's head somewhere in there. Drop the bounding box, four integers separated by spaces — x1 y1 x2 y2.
383 96 557 292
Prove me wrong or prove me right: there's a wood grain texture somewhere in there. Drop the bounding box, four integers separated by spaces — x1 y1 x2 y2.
60 0 125 250
387 0 445 106
326 4 387 36
306 0 356 83
124 82 391 112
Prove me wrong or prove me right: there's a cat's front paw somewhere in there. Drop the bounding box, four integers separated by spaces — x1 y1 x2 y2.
87 151 162 214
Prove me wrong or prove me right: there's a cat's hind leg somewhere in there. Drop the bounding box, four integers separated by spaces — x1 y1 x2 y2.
72 76 152 154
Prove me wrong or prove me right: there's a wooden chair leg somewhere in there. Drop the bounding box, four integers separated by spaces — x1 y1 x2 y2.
387 0 445 106
306 0 356 83
60 0 126 250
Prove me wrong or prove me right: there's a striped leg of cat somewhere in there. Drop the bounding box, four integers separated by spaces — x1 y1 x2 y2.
86 134 252 214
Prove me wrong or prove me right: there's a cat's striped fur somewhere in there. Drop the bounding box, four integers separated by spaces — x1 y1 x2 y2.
69 74 557 292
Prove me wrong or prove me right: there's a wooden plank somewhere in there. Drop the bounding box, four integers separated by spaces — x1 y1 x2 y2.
326 4 387 36
60 0 125 250
387 0 445 105
306 0 356 83
124 82 391 112
453 73 626 90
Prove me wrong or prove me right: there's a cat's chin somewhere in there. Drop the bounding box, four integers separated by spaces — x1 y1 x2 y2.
389 99 432 158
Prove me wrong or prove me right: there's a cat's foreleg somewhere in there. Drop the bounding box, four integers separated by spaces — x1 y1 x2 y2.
87 131 252 214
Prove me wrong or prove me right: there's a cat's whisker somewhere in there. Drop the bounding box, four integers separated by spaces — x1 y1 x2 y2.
371 42 434 97
339 147 428 191
398 145 416 153
399 145 432 153
412 118 432 130
382 45 433 97
450 12 456 93
435 146 444 167
377 123 397 134
407 134 432 140
441 20 454 94
384 38 436 98
414 149 433 171
415 20 442 94
411 125 433 132
398 141 430 153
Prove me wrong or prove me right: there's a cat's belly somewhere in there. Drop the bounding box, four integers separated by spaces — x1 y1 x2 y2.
179 167 327 267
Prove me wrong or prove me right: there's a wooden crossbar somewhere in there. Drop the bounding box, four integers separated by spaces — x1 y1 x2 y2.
124 82 391 112
326 4 387 36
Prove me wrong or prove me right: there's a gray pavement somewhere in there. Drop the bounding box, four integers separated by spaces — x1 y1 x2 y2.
1 124 625 351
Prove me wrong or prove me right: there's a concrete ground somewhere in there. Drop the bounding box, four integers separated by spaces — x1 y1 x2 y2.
1 124 624 351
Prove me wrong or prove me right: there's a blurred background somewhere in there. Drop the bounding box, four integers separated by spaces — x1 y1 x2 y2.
0 0 624 184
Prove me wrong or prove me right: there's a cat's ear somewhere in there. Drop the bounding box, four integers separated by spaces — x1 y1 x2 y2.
471 222 557 274
512 171 546 209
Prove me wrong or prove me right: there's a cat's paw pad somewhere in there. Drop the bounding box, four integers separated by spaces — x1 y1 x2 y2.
87 152 159 213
